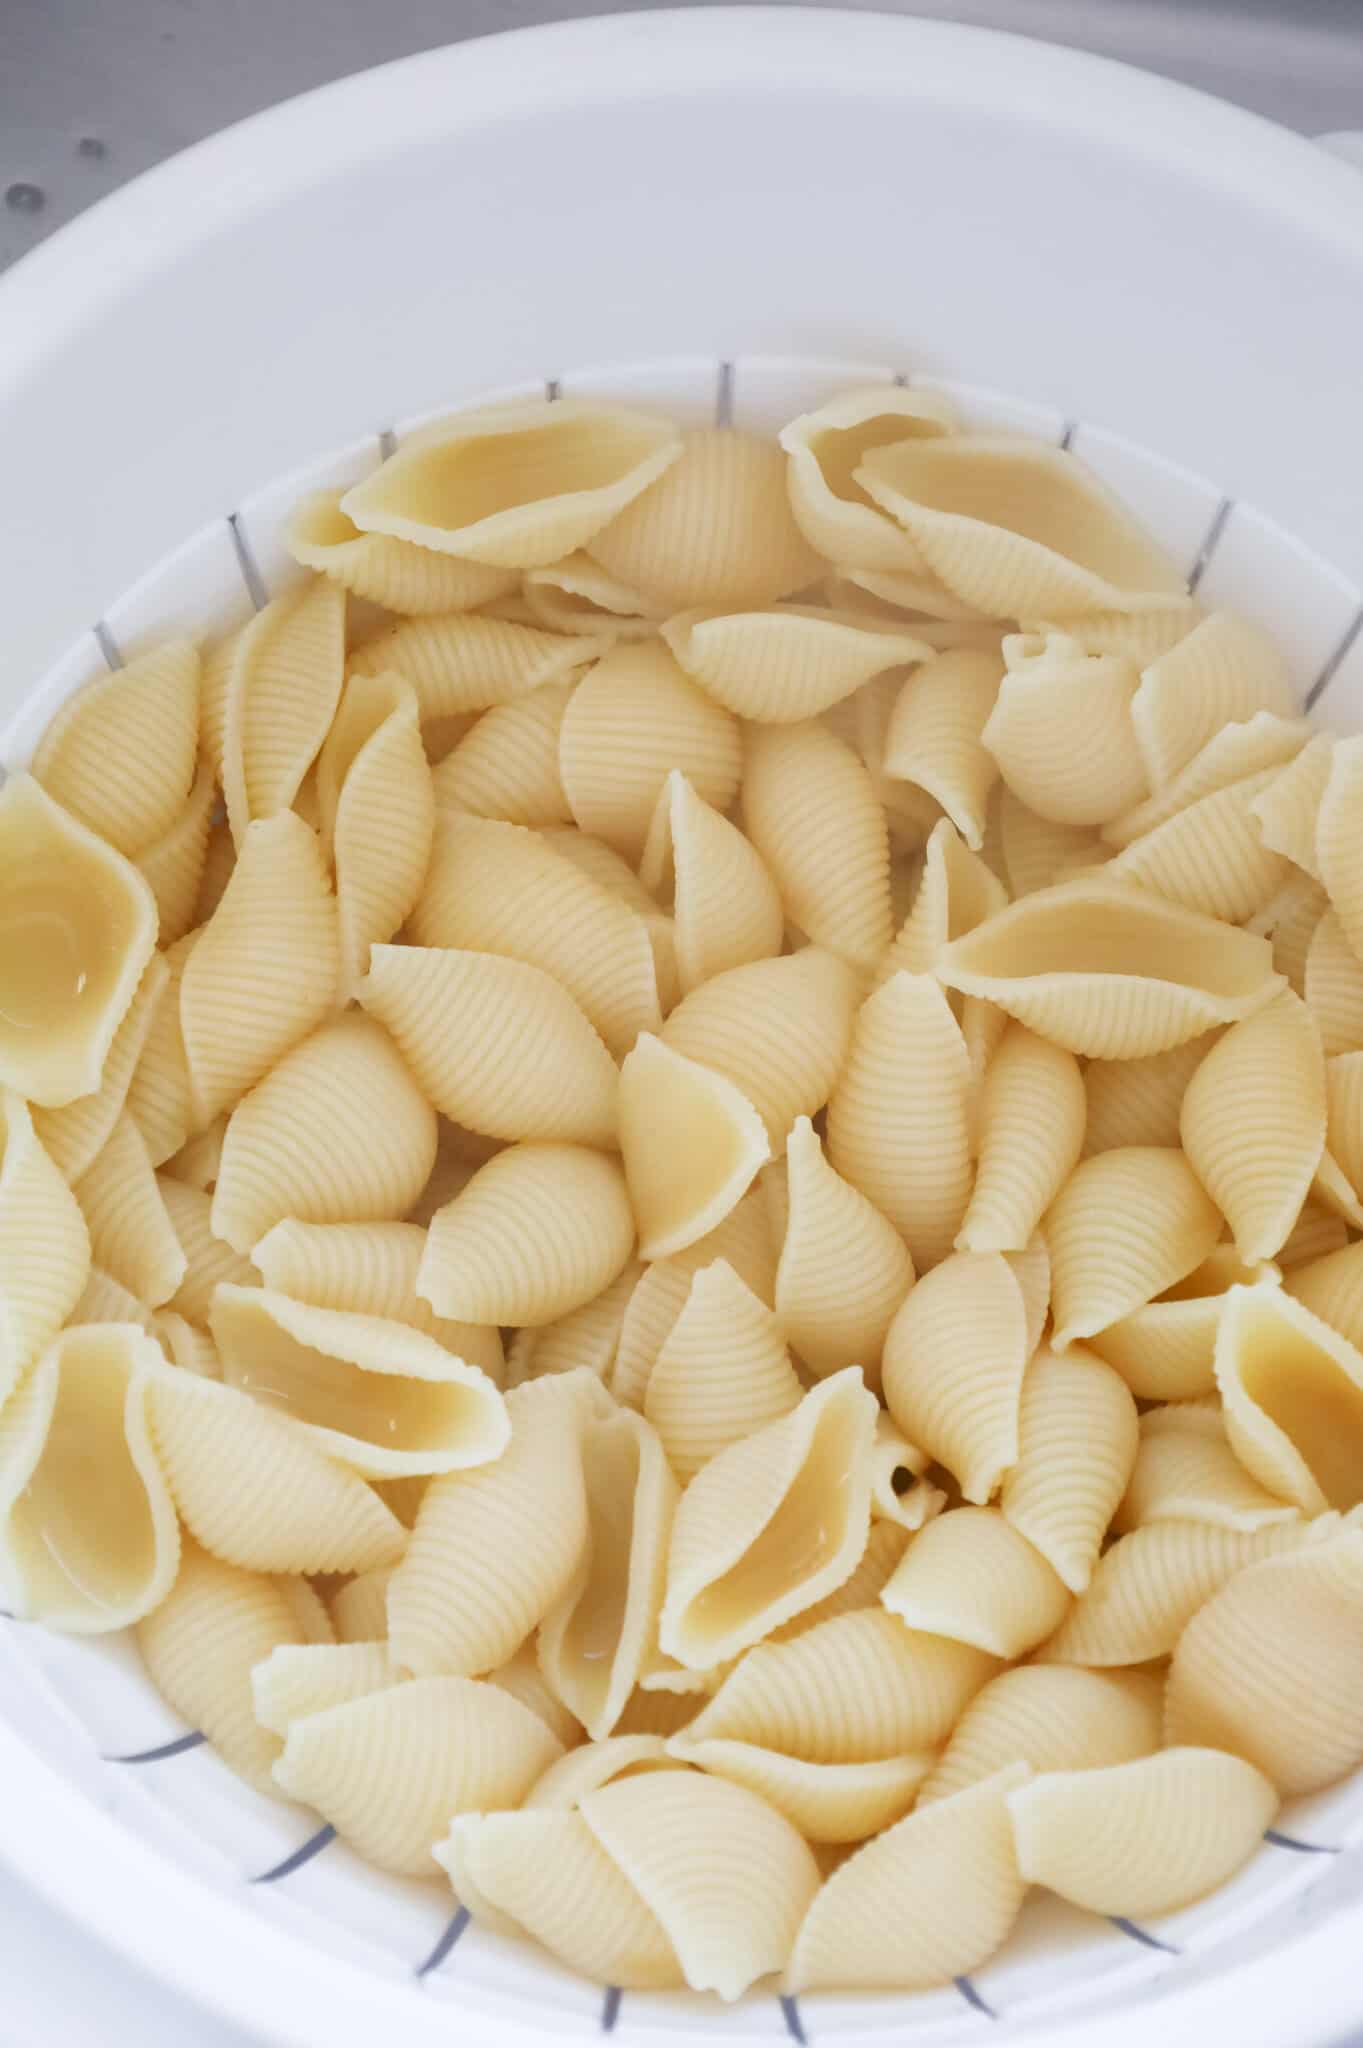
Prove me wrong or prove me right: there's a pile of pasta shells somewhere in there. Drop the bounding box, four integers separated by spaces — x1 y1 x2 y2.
4 385 1363 2004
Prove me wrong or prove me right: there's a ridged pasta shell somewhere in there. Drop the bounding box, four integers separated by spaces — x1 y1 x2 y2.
329 1565 394 1645
1215 1279 1363 1512
68 1265 155 1333
668 1738 931 1844
826 972 973 1269
29 953 167 1184
937 877 1283 1057
1281 1202 1352 1271
135 758 219 947
350 611 599 714
744 721 892 970
342 398 682 568
286 489 516 612
1115 1400 1299 1533
1165 1533 1363 1794
507 1259 641 1387
1304 906 1363 1056
833 564 991 625
1082 1032 1218 1157
387 1371 600 1678
430 679 574 825
996 785 1106 898
0 1324 179 1630
154 1310 221 1377
0 1090 90 1393
640 770 783 994
153 1175 255 1324
481 1641 583 1750
770 1520 911 1643
535 824 680 1014
881 1251 1028 1502
611 1189 776 1409
1317 734 1363 970
523 553 657 639
1104 769 1288 924
32 638 199 856
220 578 344 846
1132 611 1297 789
856 435 1185 618
984 632 1145 826
785 1765 1029 1993
413 810 659 1057
1008 1749 1277 1917
74 1114 186 1308
919 1664 1162 1805
1045 1146 1223 1349
775 1117 914 1381
252 1641 398 1736
1031 601 1200 664
125 932 197 1167
212 1013 437 1255
643 1260 801 1481
877 815 1007 987
1104 711 1309 850
1084 1246 1272 1400
958 1026 1084 1254
1249 731 1332 878
1000 1346 1138 1591
883 647 1002 850
664 606 931 724
1284 1238 1363 1347
868 1413 944 1533
0 773 158 1106
618 1033 769 1262
881 1506 1071 1658
779 385 956 574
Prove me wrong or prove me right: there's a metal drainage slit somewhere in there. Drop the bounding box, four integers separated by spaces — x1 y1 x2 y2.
227 511 269 611
107 1730 207 1765
93 619 123 671
251 1823 337 1884
416 1905 470 1977
1187 496 1232 592
715 360 735 428
1305 603 1363 712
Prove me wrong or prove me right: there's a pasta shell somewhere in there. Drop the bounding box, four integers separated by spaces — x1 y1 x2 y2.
919 1665 1162 1805
1285 1238 1363 1347
1031 601 1200 664
743 721 892 970
1104 769 1288 923
659 1368 878 1667
1083 1245 1269 1401
881 1251 1028 1502
388 1371 598 1677
1165 1533 1363 1794
785 1765 1029 1993
341 398 682 568
135 758 218 947
29 953 167 1185
775 1117 915 1381
0 1324 178 1631
1215 1280 1363 1513
880 1506 1071 1659
286 489 516 613
507 1258 641 1386
769 1520 911 1643
832 564 991 625
1317 734 1363 968
1104 711 1310 850
958 1025 1084 1253
664 606 931 724
535 824 679 1013
1279 1200 1351 1269
221 578 344 846
1250 732 1331 879
418 1141 633 1326
985 632 1145 826
1082 1032 1218 1156
154 1310 221 1378
856 436 1185 618
350 612 598 714
999 1346 1138 1591
539 1406 678 1738
125 933 197 1166
868 1413 944 1532
74 1114 186 1308
1304 906 1363 1056
996 784 1105 898
611 1189 776 1409
0 773 158 1106
779 385 956 574
413 810 659 1057
639 770 783 994
619 1033 769 1262
484 1640 585 1750
68 1265 156 1333
1115 1400 1299 1533
523 553 656 639
644 1260 801 1481
937 876 1282 1057
1045 1147 1222 1348
877 815 1007 987
0 1090 90 1392
180 812 339 1126
150 1175 254 1323
558 639 741 861
826 972 973 1269
1132 611 1297 789
1008 1749 1277 1917
430 679 574 825
666 1739 930 1844
252 1641 399 1736
330 1566 394 1645
883 647 1002 850
32 638 199 856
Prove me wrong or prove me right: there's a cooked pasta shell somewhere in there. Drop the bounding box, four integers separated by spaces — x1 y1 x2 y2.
1031 601 1200 664
286 489 516 613
644 1260 801 1481
881 1251 1029 1502
833 564 991 625
868 1413 944 1533
612 1687 702 1739
770 1520 912 1643
881 1506 1070 1659
1082 1032 1218 1156
148 1367 404 1573
1104 769 1288 923
618 1033 769 1262
877 815 1007 987
32 638 199 856
775 1117 914 1381
418 1141 633 1326
668 1739 931 1844
1131 611 1297 789
999 1346 1138 1591
785 1765 1029 1993
1325 1053 1363 1207
430 679 574 825
639 770 783 994
0 1090 90 1392
919 1664 1162 1805
1279 1199 1350 1269
485 1639 585 1750
220 578 344 846
535 824 679 1013
611 1189 776 1409
153 1310 221 1377
1009 1748 1277 1917
413 810 659 1056
984 632 1145 825
68 1265 156 1333
252 1641 398 1736
856 435 1185 618
1083 1245 1271 1400
0 773 158 1106
1304 905 1363 1056
744 721 892 970
350 611 598 715
507 1258 641 1387
329 1565 394 1645
523 553 657 639
663 606 931 724
995 784 1106 899
180 811 340 1126
0 1324 178 1630
937 877 1282 1057
134 757 218 947
1104 711 1310 850
880 646 1002 852
388 1371 599 1677
539 1406 678 1738
1250 731 1331 879
74 1114 186 1308
1285 1238 1363 1347
1165 1532 1363 1794
659 1368 878 1667
342 398 681 568
826 972 973 1269
779 385 956 574
558 639 741 861
1215 1279 1363 1512
29 953 167 1185
958 1025 1084 1254
125 933 197 1167
1115 1400 1299 1533
1045 1147 1222 1349
151 1173 253 1323
1317 734 1363 967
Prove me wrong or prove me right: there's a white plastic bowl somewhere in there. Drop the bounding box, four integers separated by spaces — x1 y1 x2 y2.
2 12 1363 2045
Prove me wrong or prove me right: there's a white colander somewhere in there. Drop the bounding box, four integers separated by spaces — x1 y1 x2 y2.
2 12 1363 2045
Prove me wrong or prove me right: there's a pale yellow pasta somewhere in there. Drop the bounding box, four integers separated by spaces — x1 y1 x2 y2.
523 553 656 639
1032 600 1200 664
1132 610 1297 788
999 1346 1138 1591
1166 1532 1363 1793
73 1114 186 1309
539 1406 677 1738
196 625 240 785
153 1310 220 1377
193 822 236 925
659 1368 878 1668
1285 1238 1363 1346
877 814 1007 986
1104 711 1310 850
881 1506 1070 1658
995 785 1105 899
0 773 159 1106
918 1665 1163 1805
786 1766 1029 1993
430 679 574 825
881 647 1001 850
1115 1400 1299 1533
1279 1200 1351 1269
412 810 659 1056
612 1687 703 1739
286 488 517 612
1317 734 1363 959
0 1090 89 1392
154 1174 255 1324
276 1574 335 1646
958 1025 1084 1254
28 953 166 1184
252 1641 398 1736
68 1265 155 1333
611 1189 776 1408
1084 1247 1271 1400
663 605 931 723
639 770 784 993
134 758 218 948
779 384 956 573
1215 1279 1363 1512
618 1033 769 1262
867 1414 944 1533
881 1250 1029 1501
828 667 951 853
342 398 682 568
1250 871 1328 1006
835 564 990 624
743 719 892 969
220 579 344 846
1082 1032 1218 1157
1249 730 1332 877
668 1739 931 1844
1104 768 1288 924
826 972 972 1269
937 876 1283 1057
32 639 199 856
387 1371 600 1677
180 812 339 1127
0 1325 178 1630
507 1259 640 1386
487 1645 587 1749
769 1520 912 1643
330 1566 395 1646
1045 1146 1222 1349
643 1260 801 1481
350 611 599 714
1008 1749 1277 1917
1304 905 1363 1055
774 1117 914 1381
983 632 1145 826
536 824 681 1013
